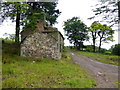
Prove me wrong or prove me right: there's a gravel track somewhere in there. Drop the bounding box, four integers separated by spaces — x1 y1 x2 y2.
70 52 119 88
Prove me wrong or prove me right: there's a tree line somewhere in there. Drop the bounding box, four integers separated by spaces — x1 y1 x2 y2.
63 17 120 56
63 0 119 55
63 17 114 52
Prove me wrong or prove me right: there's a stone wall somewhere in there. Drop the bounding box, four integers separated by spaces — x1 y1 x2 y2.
20 30 64 60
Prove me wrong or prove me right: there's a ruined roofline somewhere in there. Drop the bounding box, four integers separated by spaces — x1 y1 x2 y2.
41 30 64 40
20 29 64 40
21 28 64 40
20 30 64 44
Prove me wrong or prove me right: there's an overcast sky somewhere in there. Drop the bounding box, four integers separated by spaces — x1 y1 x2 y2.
0 0 118 49
54 0 118 49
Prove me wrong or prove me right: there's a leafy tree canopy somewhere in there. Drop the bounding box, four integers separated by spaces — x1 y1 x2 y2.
88 21 100 52
27 2 61 26
0 2 61 42
111 44 120 56
88 21 114 52
63 17 89 50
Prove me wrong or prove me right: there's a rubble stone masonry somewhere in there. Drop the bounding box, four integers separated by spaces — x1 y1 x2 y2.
20 30 64 60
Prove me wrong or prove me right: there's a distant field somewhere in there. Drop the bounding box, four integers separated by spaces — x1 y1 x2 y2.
78 51 119 66
2 39 96 88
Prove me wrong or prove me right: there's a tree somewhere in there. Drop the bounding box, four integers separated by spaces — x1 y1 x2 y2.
26 1 61 26
23 2 61 31
0 2 61 42
111 44 120 56
89 22 114 52
0 2 30 43
23 12 46 31
63 17 89 50
88 21 99 52
88 0 118 27
97 23 114 52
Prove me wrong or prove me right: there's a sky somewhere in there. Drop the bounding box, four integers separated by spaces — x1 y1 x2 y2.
54 0 118 49
0 0 119 49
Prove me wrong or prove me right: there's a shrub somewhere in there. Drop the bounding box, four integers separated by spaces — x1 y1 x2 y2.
2 39 20 55
85 45 94 52
111 44 120 56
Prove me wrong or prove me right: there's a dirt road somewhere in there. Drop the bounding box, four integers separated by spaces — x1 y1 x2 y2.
70 52 118 88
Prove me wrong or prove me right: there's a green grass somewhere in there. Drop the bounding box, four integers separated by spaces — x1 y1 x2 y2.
2 53 96 88
77 51 119 66
2 41 19 55
1 38 14 43
116 81 120 88
2 40 96 88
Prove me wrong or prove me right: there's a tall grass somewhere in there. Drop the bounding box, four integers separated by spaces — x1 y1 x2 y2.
2 52 96 88
2 39 96 88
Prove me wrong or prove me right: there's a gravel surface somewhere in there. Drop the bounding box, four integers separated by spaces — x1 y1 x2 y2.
70 52 119 88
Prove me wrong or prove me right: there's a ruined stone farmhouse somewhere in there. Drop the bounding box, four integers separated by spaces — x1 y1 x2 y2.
20 19 64 60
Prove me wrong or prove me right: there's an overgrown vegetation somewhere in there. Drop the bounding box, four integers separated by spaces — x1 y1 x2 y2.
2 39 19 60
111 44 120 56
0 2 61 42
2 39 96 88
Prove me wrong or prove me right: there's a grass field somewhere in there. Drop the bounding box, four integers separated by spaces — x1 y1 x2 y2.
2 39 96 88
78 51 119 66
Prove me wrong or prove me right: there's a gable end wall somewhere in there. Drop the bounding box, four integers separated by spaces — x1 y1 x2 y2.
20 31 63 60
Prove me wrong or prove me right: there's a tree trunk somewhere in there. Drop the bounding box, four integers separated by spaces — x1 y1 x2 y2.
93 38 96 52
99 38 102 52
99 32 104 52
92 32 96 52
15 3 20 43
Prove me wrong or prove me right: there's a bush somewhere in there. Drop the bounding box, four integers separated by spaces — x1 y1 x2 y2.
104 51 111 55
111 44 120 56
99 48 107 54
85 45 94 52
2 39 20 55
